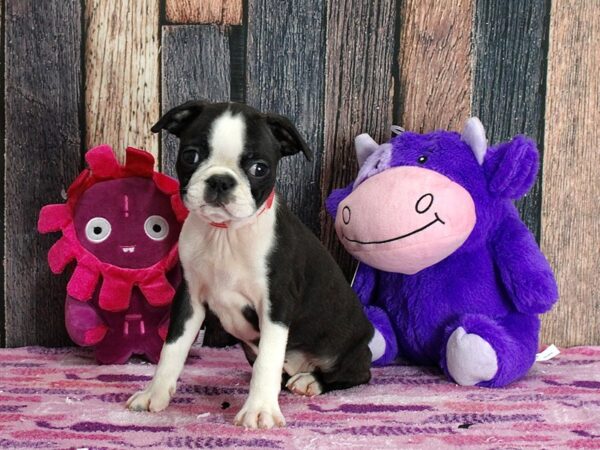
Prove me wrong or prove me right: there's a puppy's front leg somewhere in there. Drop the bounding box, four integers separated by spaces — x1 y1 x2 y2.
127 286 205 413
234 316 288 429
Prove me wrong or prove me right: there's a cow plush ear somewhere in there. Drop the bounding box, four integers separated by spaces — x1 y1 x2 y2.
483 136 539 199
355 134 379 167
264 112 313 161
151 100 208 136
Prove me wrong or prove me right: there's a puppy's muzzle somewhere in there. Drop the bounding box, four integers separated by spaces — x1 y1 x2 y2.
204 174 237 205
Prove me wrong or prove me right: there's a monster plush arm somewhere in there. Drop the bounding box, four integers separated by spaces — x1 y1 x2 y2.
484 137 559 314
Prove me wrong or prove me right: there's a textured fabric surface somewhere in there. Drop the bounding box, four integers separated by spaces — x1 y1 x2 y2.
1 345 599 449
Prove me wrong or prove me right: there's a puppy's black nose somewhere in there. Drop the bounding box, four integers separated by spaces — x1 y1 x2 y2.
205 174 237 203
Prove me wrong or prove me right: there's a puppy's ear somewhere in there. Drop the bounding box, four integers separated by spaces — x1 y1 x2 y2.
264 113 313 161
151 100 208 136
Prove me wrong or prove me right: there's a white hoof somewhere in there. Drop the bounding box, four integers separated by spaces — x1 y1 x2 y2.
286 372 322 397
369 329 387 362
446 327 498 386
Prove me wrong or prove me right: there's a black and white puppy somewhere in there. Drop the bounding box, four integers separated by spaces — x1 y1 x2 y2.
127 101 373 429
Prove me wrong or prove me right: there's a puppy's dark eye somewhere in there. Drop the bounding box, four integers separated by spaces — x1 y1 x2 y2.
248 162 269 178
181 148 201 165
417 155 428 164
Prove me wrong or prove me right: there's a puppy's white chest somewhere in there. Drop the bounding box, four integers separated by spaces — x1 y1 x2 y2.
179 213 275 343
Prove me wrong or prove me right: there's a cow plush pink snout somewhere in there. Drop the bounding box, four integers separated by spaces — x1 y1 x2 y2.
335 165 476 274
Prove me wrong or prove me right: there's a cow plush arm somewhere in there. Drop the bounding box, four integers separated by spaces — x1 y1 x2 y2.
492 214 558 314
352 262 377 306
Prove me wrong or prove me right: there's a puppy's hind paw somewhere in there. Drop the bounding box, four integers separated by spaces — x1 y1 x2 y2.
286 372 322 397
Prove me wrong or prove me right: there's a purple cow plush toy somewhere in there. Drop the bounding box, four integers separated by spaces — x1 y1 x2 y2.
326 118 558 387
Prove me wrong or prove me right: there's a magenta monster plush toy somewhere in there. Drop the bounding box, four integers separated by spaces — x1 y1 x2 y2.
326 118 558 387
38 145 188 364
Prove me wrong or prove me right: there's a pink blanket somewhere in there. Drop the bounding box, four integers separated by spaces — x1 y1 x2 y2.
1 345 599 449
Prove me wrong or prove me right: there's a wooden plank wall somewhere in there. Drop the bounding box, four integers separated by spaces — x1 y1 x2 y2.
320 0 397 275
396 0 473 132
85 0 160 160
161 25 232 176
472 0 550 240
246 0 326 234
2 0 599 347
541 0 600 346
4 0 83 346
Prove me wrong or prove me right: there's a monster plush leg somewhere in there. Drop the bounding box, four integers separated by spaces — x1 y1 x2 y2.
365 306 398 366
441 312 540 387
64 296 108 347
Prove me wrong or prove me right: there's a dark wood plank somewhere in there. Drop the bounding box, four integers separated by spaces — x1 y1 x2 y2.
85 0 160 160
0 0 5 347
160 25 231 175
166 0 242 25
540 0 600 346
396 0 473 132
228 25 246 104
5 0 83 346
246 0 326 234
472 0 550 241
320 0 397 278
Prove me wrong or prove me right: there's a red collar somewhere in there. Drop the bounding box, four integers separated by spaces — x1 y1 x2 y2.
209 190 276 229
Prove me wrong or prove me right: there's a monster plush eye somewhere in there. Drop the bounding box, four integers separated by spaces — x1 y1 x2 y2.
85 217 112 243
144 215 170 241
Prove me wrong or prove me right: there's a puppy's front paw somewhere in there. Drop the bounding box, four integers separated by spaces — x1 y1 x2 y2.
234 398 285 429
126 385 173 413
286 372 322 397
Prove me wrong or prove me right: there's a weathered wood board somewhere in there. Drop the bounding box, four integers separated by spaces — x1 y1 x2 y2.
472 0 550 240
246 0 326 235
85 0 160 160
160 25 232 176
0 0 4 347
541 0 600 346
396 0 473 132
166 0 242 25
320 0 397 278
4 0 83 346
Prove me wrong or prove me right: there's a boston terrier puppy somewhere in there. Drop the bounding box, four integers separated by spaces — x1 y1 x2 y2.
126 101 373 429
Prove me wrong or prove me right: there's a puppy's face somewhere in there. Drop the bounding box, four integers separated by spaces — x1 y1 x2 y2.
152 101 312 224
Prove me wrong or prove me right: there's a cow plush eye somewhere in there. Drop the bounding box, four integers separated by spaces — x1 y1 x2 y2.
144 215 169 241
248 162 269 178
417 155 428 164
85 217 112 243
181 148 201 165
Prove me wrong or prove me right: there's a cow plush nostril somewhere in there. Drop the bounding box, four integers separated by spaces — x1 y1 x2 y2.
415 193 434 214
342 206 351 224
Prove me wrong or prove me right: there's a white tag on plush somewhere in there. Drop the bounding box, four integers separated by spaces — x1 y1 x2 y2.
350 263 360 287
536 344 561 362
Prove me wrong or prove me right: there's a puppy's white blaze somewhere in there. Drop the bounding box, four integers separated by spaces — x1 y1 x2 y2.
185 110 256 219
208 110 246 165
